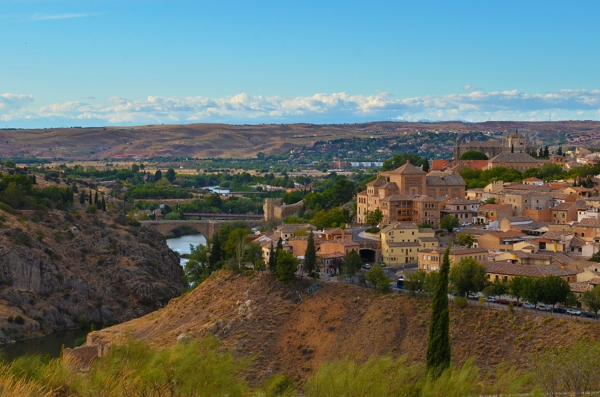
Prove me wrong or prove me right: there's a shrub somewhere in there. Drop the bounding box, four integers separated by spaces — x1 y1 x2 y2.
14 316 25 325
454 297 468 308
265 373 295 397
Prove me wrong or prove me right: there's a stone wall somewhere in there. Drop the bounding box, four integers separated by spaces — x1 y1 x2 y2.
63 345 99 367
263 199 303 221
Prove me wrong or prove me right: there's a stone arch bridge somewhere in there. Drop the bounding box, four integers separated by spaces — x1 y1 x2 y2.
140 219 264 239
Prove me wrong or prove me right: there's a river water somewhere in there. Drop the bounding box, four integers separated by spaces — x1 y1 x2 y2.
0 328 90 362
166 234 207 266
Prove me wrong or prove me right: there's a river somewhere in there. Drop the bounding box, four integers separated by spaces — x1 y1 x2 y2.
166 234 207 266
0 328 90 362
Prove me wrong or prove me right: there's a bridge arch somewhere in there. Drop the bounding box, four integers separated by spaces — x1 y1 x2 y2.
140 220 263 240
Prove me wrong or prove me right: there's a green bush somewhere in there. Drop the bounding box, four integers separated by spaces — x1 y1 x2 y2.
265 373 295 397
14 316 25 325
454 297 468 308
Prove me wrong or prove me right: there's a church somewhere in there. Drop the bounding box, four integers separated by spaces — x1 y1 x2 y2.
453 130 537 160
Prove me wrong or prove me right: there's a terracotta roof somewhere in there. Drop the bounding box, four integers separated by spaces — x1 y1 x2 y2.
380 194 416 202
366 178 387 187
418 228 436 233
425 174 466 186
578 218 600 228
523 177 542 182
482 262 580 277
569 282 592 293
539 231 573 241
446 199 473 205
552 202 576 211
482 231 527 239
412 195 437 202
489 152 539 163
418 237 439 243
317 252 344 259
505 216 534 223
380 222 419 232
568 236 586 248
321 240 359 247
388 161 426 175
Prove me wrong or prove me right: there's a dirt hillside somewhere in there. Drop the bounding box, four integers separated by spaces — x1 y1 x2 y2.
90 271 600 384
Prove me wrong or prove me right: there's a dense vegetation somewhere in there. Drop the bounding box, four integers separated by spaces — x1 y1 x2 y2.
3 335 599 396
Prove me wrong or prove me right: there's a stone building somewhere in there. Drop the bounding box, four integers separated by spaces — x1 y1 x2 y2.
453 130 537 160
356 161 466 226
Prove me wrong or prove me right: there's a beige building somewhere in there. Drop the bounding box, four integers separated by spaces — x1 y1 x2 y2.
381 223 439 265
477 204 513 224
482 262 579 283
418 247 488 273
356 161 465 225
476 231 527 251
487 152 544 171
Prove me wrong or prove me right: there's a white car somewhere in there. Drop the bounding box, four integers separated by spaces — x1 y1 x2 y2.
461 222 472 227
537 304 552 311
362 263 371 270
523 303 536 309
567 309 581 316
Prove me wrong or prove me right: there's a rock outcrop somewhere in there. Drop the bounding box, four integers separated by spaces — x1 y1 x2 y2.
0 209 186 342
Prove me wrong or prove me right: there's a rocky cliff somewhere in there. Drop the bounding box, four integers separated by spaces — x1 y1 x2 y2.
0 209 186 343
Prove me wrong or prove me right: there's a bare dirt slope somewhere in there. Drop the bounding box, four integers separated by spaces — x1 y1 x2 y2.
90 271 600 384
1 120 598 159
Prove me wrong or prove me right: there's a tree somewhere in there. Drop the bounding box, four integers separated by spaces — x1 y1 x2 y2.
365 209 383 228
455 233 474 248
184 244 210 287
538 275 573 311
224 228 247 268
538 147 544 158
481 197 496 205
94 191 99 204
304 232 317 276
449 257 487 297
507 276 529 304
101 197 107 211
556 146 563 156
1 182 25 208
209 233 223 270
422 159 429 172
365 264 390 292
404 269 426 295
459 150 488 160
543 146 549 158
484 279 507 298
426 246 451 379
581 287 600 319
589 251 600 263
89 190 92 204
164 211 182 220
79 192 85 205
154 169 162 181
511 144 514 153
342 250 362 283
423 271 440 298
440 215 459 233
268 242 277 274
328 179 356 206
165 168 176 183
276 250 298 285
381 154 428 172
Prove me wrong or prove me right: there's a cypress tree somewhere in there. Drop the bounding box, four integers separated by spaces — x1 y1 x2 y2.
89 190 92 204
426 245 451 379
268 242 277 274
94 191 99 204
277 238 283 251
543 146 549 158
101 197 106 211
511 144 514 153
304 231 317 276
209 233 223 271
79 192 85 205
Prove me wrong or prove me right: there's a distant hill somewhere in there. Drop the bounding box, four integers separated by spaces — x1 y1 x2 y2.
1 120 598 160
89 271 600 384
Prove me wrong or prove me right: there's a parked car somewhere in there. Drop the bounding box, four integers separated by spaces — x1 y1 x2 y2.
512 301 523 307
553 307 567 314
537 304 552 311
467 293 479 300
379 262 386 268
485 296 497 303
362 263 371 270
461 222 472 227
582 311 596 318
524 303 536 309
497 299 510 305
567 309 581 316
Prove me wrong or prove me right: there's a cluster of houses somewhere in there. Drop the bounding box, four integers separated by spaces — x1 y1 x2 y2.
249 147 600 306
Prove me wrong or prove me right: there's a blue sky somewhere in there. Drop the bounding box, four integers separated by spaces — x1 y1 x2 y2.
2 0 600 127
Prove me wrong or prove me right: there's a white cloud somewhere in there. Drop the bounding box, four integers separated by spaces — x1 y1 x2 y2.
3 89 600 126
27 13 94 21
464 85 477 91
